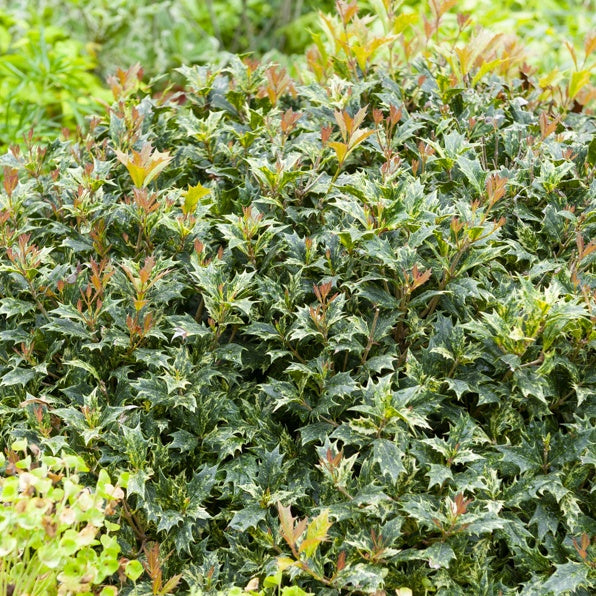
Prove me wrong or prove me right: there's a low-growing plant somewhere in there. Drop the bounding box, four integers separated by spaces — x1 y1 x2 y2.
0 439 141 595
0 1 595 594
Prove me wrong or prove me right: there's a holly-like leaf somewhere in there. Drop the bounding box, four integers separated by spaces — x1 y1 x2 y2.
425 542 456 569
371 439 405 482
542 561 592 593
229 505 267 532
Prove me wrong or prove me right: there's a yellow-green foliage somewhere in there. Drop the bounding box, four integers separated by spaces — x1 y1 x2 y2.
0 440 140 595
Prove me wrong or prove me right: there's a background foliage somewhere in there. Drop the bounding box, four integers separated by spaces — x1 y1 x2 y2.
0 0 594 148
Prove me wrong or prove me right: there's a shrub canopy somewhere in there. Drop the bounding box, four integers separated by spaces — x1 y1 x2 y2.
0 3 595 594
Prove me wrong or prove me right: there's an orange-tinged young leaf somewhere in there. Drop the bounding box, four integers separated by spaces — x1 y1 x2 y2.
161 574 183 594
313 283 322 303
539 112 560 140
579 239 596 261
143 542 161 580
335 107 369 141
294 517 308 542
452 492 472 517
430 0 457 19
336 0 358 25
349 128 375 149
389 105 402 125
571 533 591 561
257 65 297 105
281 109 303 134
457 12 472 30
486 174 507 205
584 31 596 60
423 15 434 39
565 40 579 69
137 258 155 289
411 265 432 290
334 110 349 142
317 281 334 303
3 166 18 197
298 510 332 558
121 264 141 292
108 63 144 100
277 503 296 548
442 0 458 17
351 106 368 133
143 158 172 187
143 312 154 334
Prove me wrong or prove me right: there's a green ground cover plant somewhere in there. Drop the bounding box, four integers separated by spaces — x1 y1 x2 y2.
0 439 140 595
0 0 595 594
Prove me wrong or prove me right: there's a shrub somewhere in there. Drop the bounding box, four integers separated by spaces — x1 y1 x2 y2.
0 439 139 595
0 1 595 594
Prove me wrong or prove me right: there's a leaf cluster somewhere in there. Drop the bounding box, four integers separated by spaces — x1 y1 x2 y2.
0 2 595 594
